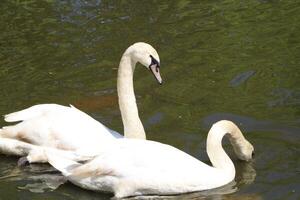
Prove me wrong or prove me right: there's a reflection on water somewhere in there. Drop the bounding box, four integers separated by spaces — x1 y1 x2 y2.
124 182 238 200
0 160 66 193
0 0 299 199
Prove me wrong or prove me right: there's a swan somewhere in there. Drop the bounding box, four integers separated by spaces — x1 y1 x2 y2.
46 120 254 198
0 42 162 164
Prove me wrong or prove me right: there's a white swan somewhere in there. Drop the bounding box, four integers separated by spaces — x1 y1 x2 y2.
46 120 254 198
0 42 162 163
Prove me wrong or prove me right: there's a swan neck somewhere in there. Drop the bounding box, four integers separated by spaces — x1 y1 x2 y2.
206 120 236 174
117 53 146 139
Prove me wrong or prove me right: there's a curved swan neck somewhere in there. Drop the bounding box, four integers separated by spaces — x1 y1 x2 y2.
117 52 146 139
206 120 237 173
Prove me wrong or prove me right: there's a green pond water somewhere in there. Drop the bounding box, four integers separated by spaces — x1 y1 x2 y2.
0 0 299 199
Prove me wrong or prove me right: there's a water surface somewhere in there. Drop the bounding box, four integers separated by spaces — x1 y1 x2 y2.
0 0 299 199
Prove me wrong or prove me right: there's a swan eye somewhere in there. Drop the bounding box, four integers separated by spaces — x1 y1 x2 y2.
149 55 160 68
251 151 255 158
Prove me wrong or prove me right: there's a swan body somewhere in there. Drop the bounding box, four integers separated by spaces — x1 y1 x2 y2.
0 42 162 163
47 120 254 198
1 104 119 155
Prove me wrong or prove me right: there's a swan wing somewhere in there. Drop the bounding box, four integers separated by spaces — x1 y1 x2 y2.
1 104 117 152
47 151 117 193
47 151 81 176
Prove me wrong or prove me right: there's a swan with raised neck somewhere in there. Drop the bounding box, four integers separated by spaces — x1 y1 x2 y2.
46 120 255 198
118 42 161 139
0 42 162 164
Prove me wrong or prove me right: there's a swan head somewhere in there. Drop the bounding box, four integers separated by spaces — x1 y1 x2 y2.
232 138 254 162
126 42 162 84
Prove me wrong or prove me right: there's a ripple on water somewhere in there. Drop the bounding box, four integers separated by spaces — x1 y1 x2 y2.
229 70 256 87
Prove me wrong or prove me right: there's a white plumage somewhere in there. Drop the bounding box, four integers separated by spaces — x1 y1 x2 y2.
0 42 162 163
47 120 254 198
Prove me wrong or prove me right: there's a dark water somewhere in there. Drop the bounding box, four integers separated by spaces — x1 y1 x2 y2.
0 0 299 199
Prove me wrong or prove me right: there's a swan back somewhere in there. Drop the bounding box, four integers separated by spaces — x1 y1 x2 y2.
1 104 118 153
47 138 233 197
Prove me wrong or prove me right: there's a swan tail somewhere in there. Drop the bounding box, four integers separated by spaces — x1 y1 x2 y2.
46 152 81 176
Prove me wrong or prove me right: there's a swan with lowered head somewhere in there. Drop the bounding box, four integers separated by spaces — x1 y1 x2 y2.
46 120 254 198
0 42 162 164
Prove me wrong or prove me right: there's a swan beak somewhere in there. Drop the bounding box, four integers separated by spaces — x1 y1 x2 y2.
149 64 163 84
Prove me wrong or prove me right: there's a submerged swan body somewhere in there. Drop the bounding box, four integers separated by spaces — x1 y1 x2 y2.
0 42 162 163
47 120 254 198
